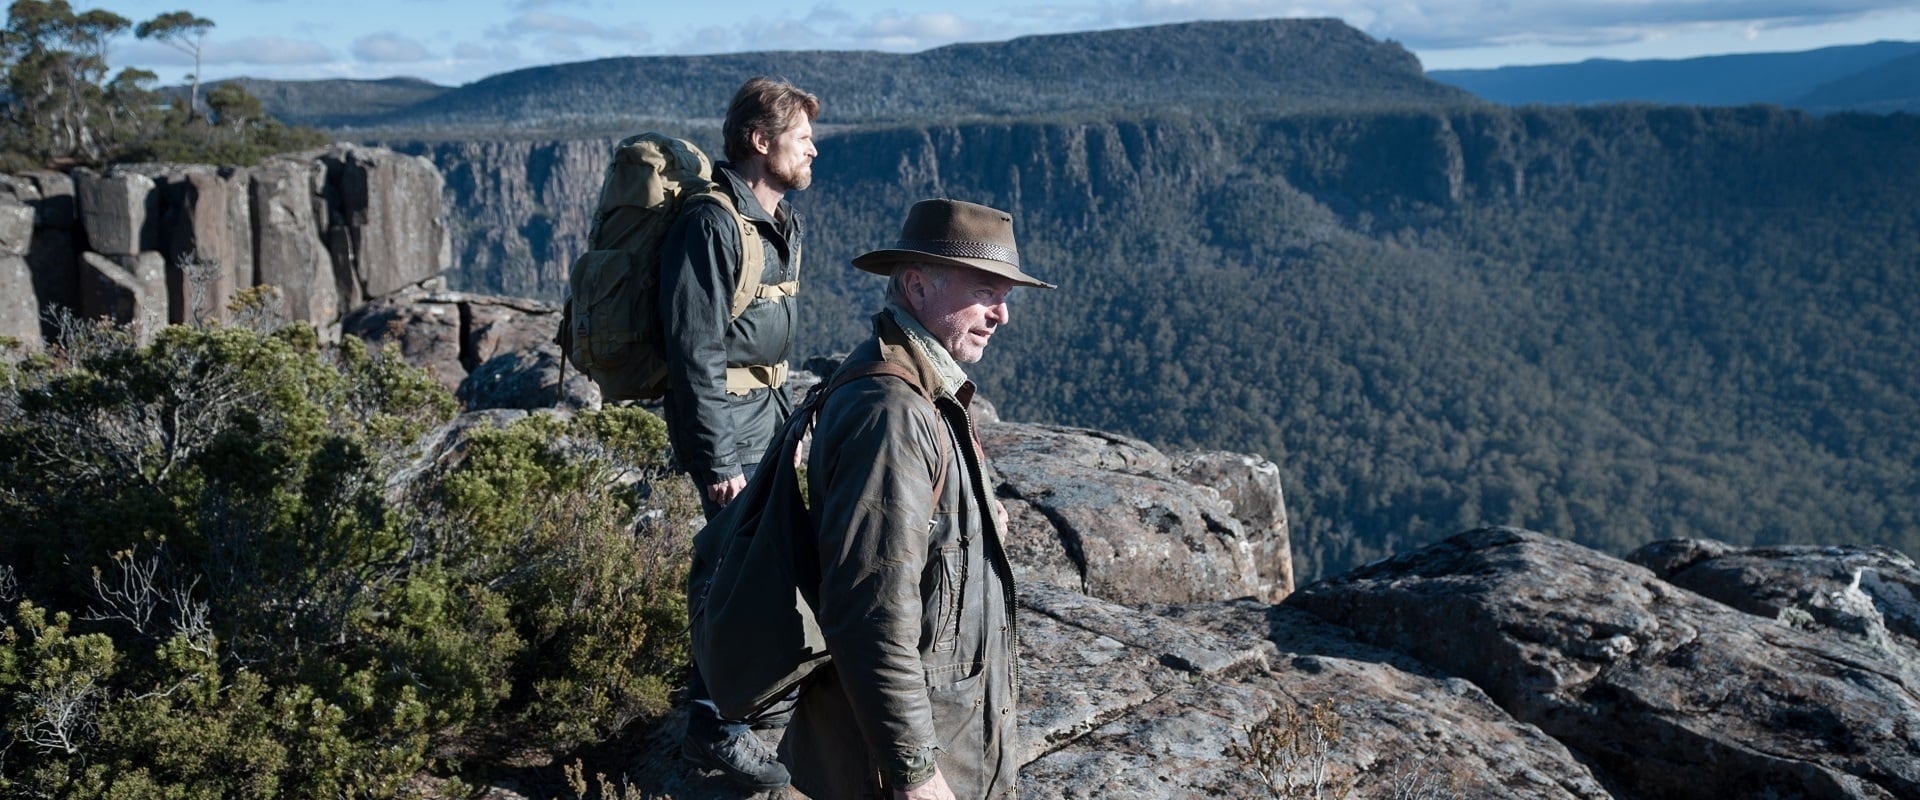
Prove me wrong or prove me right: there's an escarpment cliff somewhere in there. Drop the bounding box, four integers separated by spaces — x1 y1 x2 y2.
1 144 450 350
398 102 1906 305
391 138 613 299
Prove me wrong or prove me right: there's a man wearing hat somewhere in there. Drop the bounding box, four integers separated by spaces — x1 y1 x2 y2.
783 199 1052 799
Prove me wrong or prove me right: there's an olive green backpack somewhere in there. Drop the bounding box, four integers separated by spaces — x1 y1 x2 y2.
560 132 788 402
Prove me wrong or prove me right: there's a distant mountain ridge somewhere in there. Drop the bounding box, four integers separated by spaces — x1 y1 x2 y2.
210 77 450 127
1799 50 1920 113
1430 40 1920 112
241 19 1475 138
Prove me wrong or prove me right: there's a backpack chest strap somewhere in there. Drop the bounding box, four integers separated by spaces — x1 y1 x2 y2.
726 362 790 395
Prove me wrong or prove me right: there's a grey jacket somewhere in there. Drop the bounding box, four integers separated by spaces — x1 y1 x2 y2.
657 164 802 485
783 311 1020 800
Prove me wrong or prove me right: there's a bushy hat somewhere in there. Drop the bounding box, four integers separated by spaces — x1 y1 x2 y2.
851 199 1054 289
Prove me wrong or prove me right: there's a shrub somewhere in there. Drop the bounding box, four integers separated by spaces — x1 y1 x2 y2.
0 317 698 796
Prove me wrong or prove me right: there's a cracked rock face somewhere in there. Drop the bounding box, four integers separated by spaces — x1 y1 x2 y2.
1292 527 1920 800
982 422 1293 604
341 289 569 397
9 146 450 348
1630 539 1920 681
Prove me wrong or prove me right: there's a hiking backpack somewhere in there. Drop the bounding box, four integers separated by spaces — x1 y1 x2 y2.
560 132 793 402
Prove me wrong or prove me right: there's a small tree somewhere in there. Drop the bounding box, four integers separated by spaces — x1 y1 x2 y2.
134 10 213 118
0 0 132 164
205 80 259 131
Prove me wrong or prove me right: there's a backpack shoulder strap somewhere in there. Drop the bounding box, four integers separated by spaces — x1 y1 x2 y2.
798 361 954 506
689 188 769 322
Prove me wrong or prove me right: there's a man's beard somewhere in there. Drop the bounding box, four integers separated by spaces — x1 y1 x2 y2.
771 158 812 192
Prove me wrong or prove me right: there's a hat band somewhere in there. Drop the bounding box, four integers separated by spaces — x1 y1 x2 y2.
895 237 1020 267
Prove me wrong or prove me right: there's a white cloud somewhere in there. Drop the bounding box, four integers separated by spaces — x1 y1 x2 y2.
859 12 983 47
203 36 334 67
496 11 650 43
534 34 584 58
455 41 520 61
355 32 431 63
665 8 991 53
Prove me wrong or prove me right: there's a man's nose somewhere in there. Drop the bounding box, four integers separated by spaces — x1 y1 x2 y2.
986 300 1009 325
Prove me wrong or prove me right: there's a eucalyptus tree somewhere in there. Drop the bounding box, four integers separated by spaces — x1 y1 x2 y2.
0 0 132 164
134 10 213 117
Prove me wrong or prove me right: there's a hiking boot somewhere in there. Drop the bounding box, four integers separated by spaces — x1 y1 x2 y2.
681 728 790 790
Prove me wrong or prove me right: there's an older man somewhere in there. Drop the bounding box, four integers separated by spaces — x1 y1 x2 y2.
783 199 1053 800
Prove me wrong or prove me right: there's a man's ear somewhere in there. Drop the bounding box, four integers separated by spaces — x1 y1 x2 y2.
899 267 928 310
750 129 773 156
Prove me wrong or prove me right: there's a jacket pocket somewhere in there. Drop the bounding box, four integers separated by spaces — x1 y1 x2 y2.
931 544 963 654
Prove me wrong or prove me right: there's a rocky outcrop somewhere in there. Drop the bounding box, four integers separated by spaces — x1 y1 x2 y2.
1630 538 1920 684
5 145 450 346
1292 527 1920 799
325 146 453 300
457 344 600 411
985 423 1293 604
341 288 580 400
403 320 1296 604
0 190 39 349
1 172 77 349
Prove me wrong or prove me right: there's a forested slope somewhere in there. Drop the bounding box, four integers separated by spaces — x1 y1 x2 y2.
777 107 1920 581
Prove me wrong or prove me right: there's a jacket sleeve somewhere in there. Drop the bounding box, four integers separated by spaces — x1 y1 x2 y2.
658 200 740 485
808 378 945 782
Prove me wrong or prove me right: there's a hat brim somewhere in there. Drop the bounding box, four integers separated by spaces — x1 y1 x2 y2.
852 249 1056 289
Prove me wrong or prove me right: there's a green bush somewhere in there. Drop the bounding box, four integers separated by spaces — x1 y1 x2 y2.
0 318 698 796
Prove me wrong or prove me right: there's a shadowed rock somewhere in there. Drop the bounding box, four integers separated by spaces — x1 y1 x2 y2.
459 343 601 411
344 289 564 394
6 172 78 338
73 169 159 256
1631 538 1920 684
1290 526 1920 799
79 252 165 343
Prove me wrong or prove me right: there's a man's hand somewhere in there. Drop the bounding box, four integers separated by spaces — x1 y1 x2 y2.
706 474 747 506
892 768 955 800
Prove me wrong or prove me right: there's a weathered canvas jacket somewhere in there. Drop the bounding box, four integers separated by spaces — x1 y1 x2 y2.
782 310 1020 800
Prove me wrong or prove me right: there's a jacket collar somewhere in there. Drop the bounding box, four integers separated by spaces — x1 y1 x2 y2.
877 307 972 404
714 162 783 225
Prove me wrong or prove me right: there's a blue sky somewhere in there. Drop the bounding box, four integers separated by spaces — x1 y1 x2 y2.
85 0 1920 87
